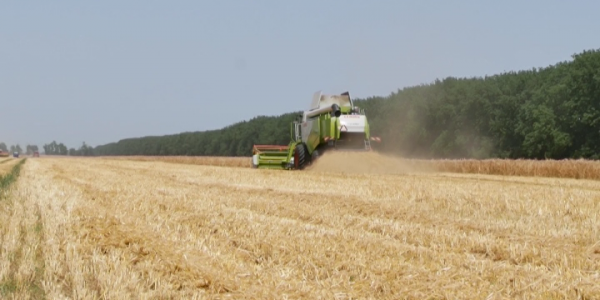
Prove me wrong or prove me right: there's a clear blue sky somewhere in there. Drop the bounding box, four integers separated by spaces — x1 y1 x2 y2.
1 0 599 150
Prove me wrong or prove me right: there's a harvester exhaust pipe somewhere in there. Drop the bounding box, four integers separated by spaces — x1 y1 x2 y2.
303 104 341 121
330 104 341 117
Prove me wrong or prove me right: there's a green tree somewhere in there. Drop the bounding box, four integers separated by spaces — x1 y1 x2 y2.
58 143 68 155
91 48 600 160
78 142 93 156
43 141 59 155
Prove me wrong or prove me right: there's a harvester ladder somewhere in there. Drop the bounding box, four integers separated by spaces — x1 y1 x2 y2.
293 121 302 142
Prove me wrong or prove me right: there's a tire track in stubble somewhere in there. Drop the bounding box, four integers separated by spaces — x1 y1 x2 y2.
46 163 238 295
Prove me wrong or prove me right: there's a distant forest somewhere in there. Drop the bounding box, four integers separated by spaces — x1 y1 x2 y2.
89 48 600 159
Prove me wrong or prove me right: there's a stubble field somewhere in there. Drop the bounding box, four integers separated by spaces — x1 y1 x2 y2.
0 158 22 176
1 152 599 299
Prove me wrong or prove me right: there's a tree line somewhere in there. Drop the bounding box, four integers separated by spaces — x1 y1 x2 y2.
355 49 600 159
0 143 39 155
43 141 94 156
1 141 94 156
94 113 300 156
85 48 600 159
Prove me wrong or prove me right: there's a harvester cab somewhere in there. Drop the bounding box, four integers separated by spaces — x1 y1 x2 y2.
252 91 381 170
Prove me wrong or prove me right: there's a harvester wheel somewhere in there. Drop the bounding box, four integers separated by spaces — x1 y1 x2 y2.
294 143 307 170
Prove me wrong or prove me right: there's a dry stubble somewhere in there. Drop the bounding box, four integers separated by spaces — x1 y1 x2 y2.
0 158 22 176
2 155 599 299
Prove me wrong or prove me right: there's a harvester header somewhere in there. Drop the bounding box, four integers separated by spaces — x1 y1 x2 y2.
252 91 381 170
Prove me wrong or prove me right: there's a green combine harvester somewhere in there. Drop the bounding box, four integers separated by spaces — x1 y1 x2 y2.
252 91 381 170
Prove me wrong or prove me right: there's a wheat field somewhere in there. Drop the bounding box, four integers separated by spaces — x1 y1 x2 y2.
0 158 22 176
1 152 599 299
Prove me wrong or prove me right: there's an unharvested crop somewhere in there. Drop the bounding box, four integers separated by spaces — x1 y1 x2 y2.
411 157 600 180
1 155 599 299
304 151 600 180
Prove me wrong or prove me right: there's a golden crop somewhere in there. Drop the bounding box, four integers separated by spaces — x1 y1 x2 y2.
1 153 599 299
410 157 600 180
0 158 22 176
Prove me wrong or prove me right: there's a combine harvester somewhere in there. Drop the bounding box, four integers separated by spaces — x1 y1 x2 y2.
252 91 381 170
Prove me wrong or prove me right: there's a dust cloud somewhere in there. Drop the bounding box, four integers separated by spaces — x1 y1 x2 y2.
305 151 433 175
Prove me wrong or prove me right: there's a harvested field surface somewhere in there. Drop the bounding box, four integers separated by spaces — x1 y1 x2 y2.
106 155 250 168
1 155 599 299
0 158 22 176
